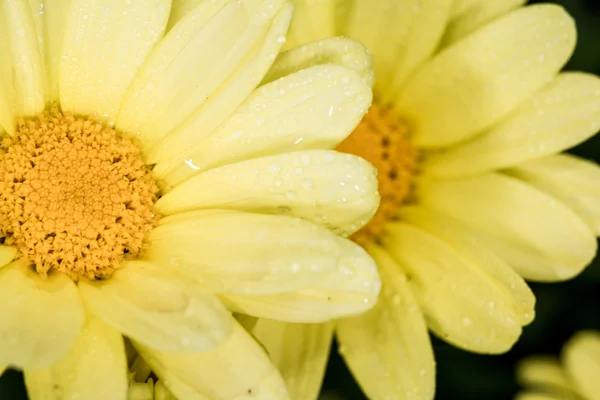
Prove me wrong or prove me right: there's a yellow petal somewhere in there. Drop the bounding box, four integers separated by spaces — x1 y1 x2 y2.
59 0 171 125
154 63 372 189
79 260 233 352
166 0 216 31
0 365 5 376
156 150 379 237
343 0 452 102
0 0 46 123
28 0 71 103
221 237 381 322
0 261 84 369
134 321 289 400
399 206 535 325
418 173 597 281
515 393 570 400
562 331 600 400
24 315 127 400
0 245 17 269
383 223 523 353
425 73 600 177
508 154 600 236
516 356 573 393
441 0 526 47
262 37 374 88
146 210 359 295
336 243 435 400
251 319 333 400
284 0 336 50
116 0 288 157
396 4 576 148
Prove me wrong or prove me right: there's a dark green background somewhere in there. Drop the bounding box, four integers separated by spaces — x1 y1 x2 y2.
2 1 600 399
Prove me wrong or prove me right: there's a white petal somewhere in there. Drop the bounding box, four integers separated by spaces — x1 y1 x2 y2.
79 260 233 352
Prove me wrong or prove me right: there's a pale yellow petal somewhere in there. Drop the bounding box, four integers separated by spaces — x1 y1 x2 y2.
79 260 232 353
441 0 526 47
515 393 571 400
396 4 576 148
251 319 333 400
166 0 215 31
508 154 600 236
221 237 380 322
156 150 379 237
262 37 374 88
134 321 289 400
382 223 523 353
344 0 452 103
25 315 127 400
0 261 84 369
562 331 600 400
516 356 573 393
425 73 600 177
154 63 372 189
0 245 17 269
146 210 363 295
59 0 170 125
418 173 597 281
284 0 336 50
399 206 535 325
336 243 435 400
116 0 288 157
28 0 71 103
0 365 5 376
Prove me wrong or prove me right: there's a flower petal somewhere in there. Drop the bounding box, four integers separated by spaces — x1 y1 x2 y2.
515 394 571 400
0 245 17 269
251 319 333 400
284 0 336 50
156 150 379 237
418 173 597 281
262 37 374 88
425 73 600 177
383 223 524 353
146 210 366 295
221 237 380 322
24 315 127 400
154 64 372 189
79 260 233 353
134 321 289 400
343 0 452 102
562 331 600 400
166 0 214 31
59 0 171 125
116 0 288 158
0 261 84 369
516 356 573 393
396 4 576 148
441 0 526 47
508 154 600 236
336 243 435 400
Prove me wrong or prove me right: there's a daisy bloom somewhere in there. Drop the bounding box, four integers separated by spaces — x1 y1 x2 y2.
516 330 600 400
0 0 383 399
245 0 600 398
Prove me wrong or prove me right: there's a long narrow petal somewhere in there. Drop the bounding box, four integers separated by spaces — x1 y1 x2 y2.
221 237 380 322
154 63 372 189
383 223 525 353
146 210 365 295
0 261 84 369
396 4 576 148
418 173 597 281
284 0 336 50
156 150 379 237
24 315 127 400
79 260 233 353
134 321 289 400
59 0 171 125
0 245 17 269
166 0 214 31
562 331 600 400
336 243 435 400
116 0 288 156
516 356 573 393
251 319 333 400
425 73 600 177
515 394 573 400
508 154 600 236
343 0 452 102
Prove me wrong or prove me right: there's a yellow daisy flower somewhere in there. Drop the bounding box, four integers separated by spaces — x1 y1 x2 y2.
0 0 382 399
516 330 600 400
240 0 600 398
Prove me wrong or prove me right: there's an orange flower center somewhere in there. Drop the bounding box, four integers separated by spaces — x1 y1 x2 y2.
337 104 419 245
0 109 159 280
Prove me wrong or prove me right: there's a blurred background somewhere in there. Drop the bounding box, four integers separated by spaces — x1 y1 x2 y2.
1 0 599 399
